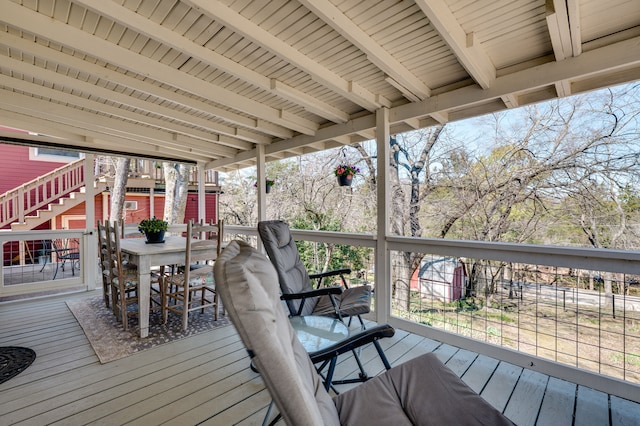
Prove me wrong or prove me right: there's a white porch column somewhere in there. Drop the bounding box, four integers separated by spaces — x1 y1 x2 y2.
256 144 267 222
375 108 391 323
197 161 206 222
84 154 98 290
149 187 155 219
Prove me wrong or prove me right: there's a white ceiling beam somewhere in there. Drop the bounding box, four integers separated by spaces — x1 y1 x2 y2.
0 77 239 157
183 0 387 111
0 110 89 143
501 94 520 108
567 0 582 56
72 0 349 124
555 80 572 97
269 80 349 123
0 31 280 143
1 57 255 151
414 0 495 89
0 90 237 159
215 35 640 168
299 0 431 100
430 111 449 124
0 107 212 162
209 113 378 169
402 118 422 130
546 0 573 61
1 1 318 136
356 130 375 140
393 36 640 123
384 76 422 102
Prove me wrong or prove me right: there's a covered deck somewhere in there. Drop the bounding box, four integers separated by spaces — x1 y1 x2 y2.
1 1 640 424
2 289 639 425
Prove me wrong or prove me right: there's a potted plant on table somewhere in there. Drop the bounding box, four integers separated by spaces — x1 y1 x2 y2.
334 164 360 187
138 217 169 243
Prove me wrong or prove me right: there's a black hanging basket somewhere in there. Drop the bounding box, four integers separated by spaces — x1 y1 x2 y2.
265 184 272 193
337 175 353 187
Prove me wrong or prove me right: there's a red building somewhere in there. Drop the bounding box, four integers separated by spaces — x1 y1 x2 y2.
0 143 219 264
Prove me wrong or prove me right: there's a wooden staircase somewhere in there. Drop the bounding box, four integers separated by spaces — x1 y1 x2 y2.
0 157 218 232
9 184 107 231
0 159 107 231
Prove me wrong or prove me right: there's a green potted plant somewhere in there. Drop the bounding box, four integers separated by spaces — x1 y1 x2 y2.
254 178 276 193
138 217 169 243
334 164 360 186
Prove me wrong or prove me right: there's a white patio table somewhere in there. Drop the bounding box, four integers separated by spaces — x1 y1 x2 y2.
119 236 217 338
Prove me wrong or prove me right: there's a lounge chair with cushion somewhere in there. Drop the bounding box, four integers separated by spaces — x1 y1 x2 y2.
258 220 371 325
214 240 513 426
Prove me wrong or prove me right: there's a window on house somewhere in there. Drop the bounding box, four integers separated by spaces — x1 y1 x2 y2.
30 147 82 162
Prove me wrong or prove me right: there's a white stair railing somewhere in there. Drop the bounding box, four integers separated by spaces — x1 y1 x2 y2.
0 159 85 229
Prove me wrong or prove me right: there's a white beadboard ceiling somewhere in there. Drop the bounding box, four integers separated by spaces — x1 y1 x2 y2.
0 0 638 171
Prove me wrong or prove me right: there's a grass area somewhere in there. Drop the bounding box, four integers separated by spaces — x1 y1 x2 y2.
395 291 640 384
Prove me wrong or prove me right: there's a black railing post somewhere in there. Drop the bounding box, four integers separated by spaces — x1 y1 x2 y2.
612 294 616 319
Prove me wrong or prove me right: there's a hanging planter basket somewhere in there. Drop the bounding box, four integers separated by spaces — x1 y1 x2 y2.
334 162 359 187
255 179 276 193
337 175 353 187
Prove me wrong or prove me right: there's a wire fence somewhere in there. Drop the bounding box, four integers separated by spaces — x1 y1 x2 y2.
390 251 640 384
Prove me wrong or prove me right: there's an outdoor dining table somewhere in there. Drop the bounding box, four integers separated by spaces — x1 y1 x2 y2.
119 236 218 338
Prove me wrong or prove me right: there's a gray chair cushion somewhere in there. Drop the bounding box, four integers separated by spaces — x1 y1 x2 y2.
334 353 513 426
258 220 318 316
313 285 371 317
214 240 340 426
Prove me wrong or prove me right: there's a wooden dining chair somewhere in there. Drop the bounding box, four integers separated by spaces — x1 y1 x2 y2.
102 220 140 331
96 221 112 309
162 219 223 330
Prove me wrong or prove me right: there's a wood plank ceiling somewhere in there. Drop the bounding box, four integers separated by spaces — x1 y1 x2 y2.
0 0 638 171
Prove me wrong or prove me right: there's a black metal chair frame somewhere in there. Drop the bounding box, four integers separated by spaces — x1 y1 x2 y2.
39 238 80 279
257 220 382 390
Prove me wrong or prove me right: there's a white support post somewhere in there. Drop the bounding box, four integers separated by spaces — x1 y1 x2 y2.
375 108 391 324
197 161 206 222
256 145 267 222
84 154 98 290
149 187 155 219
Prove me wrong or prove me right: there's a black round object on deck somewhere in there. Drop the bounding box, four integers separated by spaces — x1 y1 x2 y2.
0 346 36 385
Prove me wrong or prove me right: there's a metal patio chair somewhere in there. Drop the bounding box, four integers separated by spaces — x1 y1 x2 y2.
257 220 371 326
214 240 513 426
39 238 80 280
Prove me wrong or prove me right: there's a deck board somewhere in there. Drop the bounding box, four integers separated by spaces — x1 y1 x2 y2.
611 395 640 426
536 377 577 426
1 290 639 425
481 361 523 412
504 369 548 426
461 354 501 394
574 386 610 426
445 348 479 377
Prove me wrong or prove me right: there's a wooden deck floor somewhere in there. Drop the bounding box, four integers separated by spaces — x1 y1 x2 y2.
1 290 639 425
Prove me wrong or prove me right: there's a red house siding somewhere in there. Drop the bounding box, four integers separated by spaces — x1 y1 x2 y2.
0 145 69 195
0 144 218 229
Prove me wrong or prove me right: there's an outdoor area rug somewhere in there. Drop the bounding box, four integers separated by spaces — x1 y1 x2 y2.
66 296 230 364
0 346 36 384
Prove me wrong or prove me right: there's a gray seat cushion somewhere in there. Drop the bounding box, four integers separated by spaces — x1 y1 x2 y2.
313 285 371 317
214 240 340 426
334 352 513 426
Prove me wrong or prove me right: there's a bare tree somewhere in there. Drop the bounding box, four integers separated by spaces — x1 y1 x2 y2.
163 162 190 224
108 157 130 224
389 127 444 309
